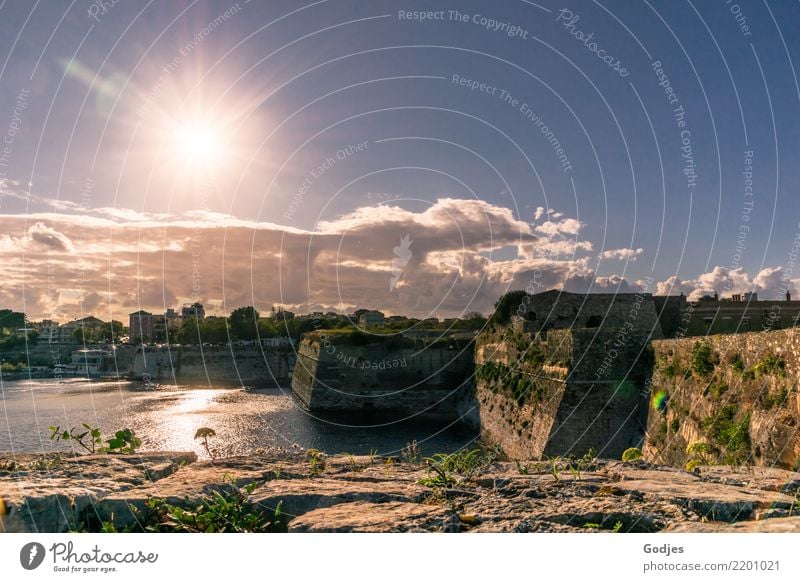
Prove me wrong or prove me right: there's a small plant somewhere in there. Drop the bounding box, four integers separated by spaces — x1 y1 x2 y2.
384 457 395 478
612 520 623 533
49 423 102 454
147 484 287 533
24 455 62 471
730 353 746 374
368 448 378 465
306 448 326 477
418 449 490 489
49 424 140 454
514 459 530 475
194 427 217 459
400 440 420 464
659 357 684 379
105 429 142 454
419 459 454 489
621 447 643 462
545 455 562 482
583 522 601 529
685 441 715 472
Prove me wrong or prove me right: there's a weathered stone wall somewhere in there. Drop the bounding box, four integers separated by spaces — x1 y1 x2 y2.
520 290 664 338
475 326 654 460
474 327 566 459
644 330 800 469
130 346 296 386
291 333 474 420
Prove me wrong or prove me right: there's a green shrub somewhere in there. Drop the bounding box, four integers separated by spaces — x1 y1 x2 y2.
660 358 682 378
730 353 745 374
762 386 790 410
700 405 751 464
621 447 643 462
708 380 729 400
691 341 715 377
751 355 786 378
685 441 715 471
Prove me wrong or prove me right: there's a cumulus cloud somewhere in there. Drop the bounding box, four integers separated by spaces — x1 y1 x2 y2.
599 247 644 261
655 266 799 301
0 199 544 320
6 199 795 322
25 222 75 252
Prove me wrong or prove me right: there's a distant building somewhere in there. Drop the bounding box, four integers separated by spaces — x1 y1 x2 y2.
30 319 59 342
352 308 370 320
181 302 205 321
501 289 800 339
165 308 181 330
70 348 110 376
271 308 295 320
656 292 800 336
147 309 183 342
57 316 106 344
359 310 385 327
129 310 153 342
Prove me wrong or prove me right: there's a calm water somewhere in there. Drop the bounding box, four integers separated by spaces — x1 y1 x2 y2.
0 379 476 459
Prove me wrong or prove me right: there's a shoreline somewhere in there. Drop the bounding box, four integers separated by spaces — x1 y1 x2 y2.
2 450 799 533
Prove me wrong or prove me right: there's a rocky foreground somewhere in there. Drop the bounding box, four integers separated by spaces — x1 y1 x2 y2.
1 451 800 533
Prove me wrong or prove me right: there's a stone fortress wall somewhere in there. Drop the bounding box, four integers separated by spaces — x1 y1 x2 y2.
291 332 474 421
474 299 659 461
130 345 295 386
644 330 800 469
475 290 800 470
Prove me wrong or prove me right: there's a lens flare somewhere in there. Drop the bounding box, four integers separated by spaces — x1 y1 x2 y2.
652 390 668 412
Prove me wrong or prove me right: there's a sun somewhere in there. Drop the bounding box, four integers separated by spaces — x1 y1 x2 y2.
171 120 223 168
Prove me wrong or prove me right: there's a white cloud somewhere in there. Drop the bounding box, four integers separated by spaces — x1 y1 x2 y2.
599 247 644 261
655 266 799 301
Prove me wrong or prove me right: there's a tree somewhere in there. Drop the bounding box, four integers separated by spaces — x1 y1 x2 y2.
178 316 202 345
202 318 229 344
100 321 124 343
229 306 259 341
490 290 529 325
0 309 25 332
73 326 100 344
257 318 278 338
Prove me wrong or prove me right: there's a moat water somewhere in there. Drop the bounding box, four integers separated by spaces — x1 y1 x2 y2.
0 379 476 459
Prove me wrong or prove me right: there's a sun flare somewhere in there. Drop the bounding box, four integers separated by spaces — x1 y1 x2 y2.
172 120 223 168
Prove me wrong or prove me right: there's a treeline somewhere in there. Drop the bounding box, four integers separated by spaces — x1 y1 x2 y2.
168 307 353 345
166 307 487 345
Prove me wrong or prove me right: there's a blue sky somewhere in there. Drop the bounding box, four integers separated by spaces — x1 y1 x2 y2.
1 0 799 319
